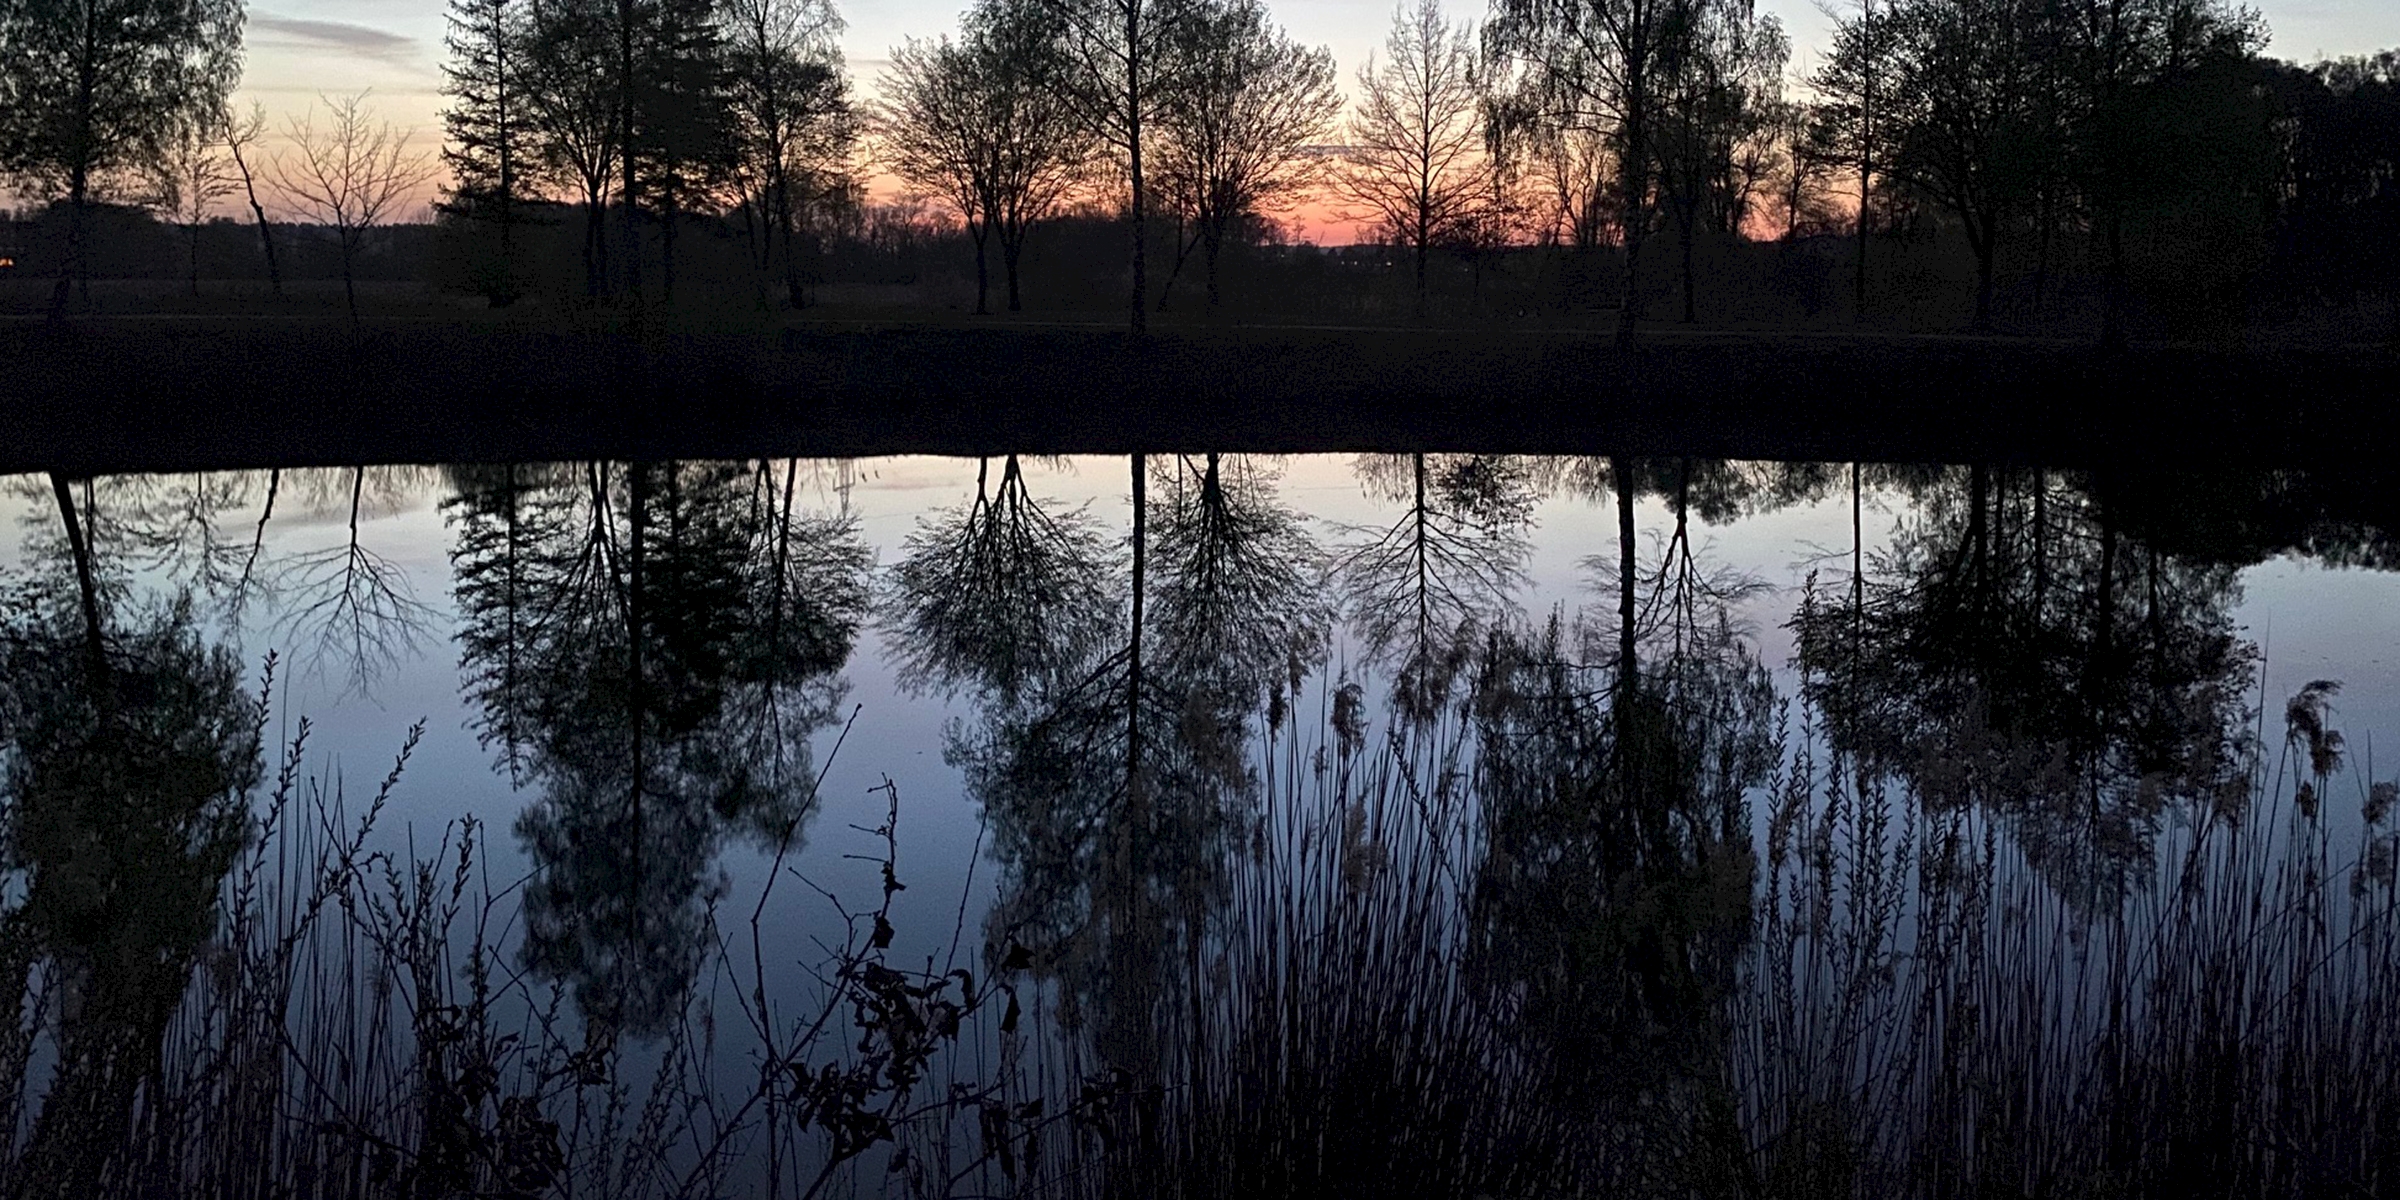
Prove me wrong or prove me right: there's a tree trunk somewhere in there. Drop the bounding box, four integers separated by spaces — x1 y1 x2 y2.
1003 229 1025 312
50 473 105 669
1679 208 1698 323
618 0 641 306
1202 224 1222 310
1413 228 1429 318
2100 209 2127 351
1615 455 1637 688
1127 453 1146 796
2031 188 2053 319
627 463 649 864
777 165 805 308
1972 235 1996 332
228 134 286 298
973 221 991 315
48 172 89 322
341 233 360 326
1617 106 1648 348
1855 0 1873 324
662 193 679 302
1125 24 1149 336
586 192 607 297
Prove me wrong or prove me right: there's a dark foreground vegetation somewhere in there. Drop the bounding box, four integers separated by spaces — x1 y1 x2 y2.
0 456 2397 1197
4 318 2395 477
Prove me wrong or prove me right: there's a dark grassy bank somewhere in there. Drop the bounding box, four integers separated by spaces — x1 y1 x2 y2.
3 319 2394 474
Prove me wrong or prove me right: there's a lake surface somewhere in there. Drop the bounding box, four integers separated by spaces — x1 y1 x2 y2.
2 454 2395 1198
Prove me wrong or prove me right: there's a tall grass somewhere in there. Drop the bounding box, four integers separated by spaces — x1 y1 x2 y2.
0 642 2391 1198
967 631 2400 1200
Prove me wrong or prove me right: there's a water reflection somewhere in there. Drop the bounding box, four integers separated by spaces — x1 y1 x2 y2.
953 455 1295 1082
447 460 869 1035
882 454 1118 703
1333 453 1536 714
1793 466 2257 904
0 455 2392 1196
0 518 259 1192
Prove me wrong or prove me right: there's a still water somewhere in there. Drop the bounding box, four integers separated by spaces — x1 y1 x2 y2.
1 455 2394 1198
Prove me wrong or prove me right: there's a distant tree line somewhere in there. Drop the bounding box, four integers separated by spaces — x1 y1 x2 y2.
1 0 2390 337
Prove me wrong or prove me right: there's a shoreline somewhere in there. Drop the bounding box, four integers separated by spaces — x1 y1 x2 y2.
5 318 2391 474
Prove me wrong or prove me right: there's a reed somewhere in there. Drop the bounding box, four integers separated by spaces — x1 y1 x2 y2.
0 644 2390 1199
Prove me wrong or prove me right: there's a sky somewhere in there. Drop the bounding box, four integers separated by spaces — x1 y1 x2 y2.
206 0 2400 240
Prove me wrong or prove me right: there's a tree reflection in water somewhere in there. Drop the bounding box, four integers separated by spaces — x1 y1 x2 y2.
882 454 1120 704
0 456 2389 1197
1791 466 2258 905
1334 453 1536 717
0 483 262 1194
446 459 870 1037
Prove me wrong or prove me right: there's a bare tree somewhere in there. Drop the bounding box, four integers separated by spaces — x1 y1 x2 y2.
878 0 1088 314
150 113 236 295
271 92 437 323
1149 0 1340 310
219 100 286 297
1512 116 1615 249
278 467 437 698
881 455 1119 701
879 36 998 312
1809 0 1895 321
1485 0 1700 346
1866 0 2050 330
1333 452 1534 716
1036 0 1202 332
723 0 854 306
1651 0 1784 321
1336 0 1488 312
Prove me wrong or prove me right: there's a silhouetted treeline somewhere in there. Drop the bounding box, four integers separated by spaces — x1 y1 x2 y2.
0 205 429 284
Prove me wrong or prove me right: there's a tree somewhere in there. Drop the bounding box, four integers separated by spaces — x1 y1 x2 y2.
1762 93 1836 240
0 596 260 1194
150 113 236 295
1650 0 1784 322
722 0 853 306
522 0 622 296
1149 0 1340 310
1808 0 1896 321
881 35 1004 313
1485 0 1698 345
878 0 1088 314
1790 465 2256 902
2262 52 2400 306
271 93 436 323
636 0 739 302
1822 0 2051 330
218 100 285 297
2049 0 2263 347
442 0 541 304
447 459 868 1034
1147 453 1330 704
1333 453 1535 717
1036 0 1202 332
1337 0 1489 312
0 0 243 319
882 455 1119 700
